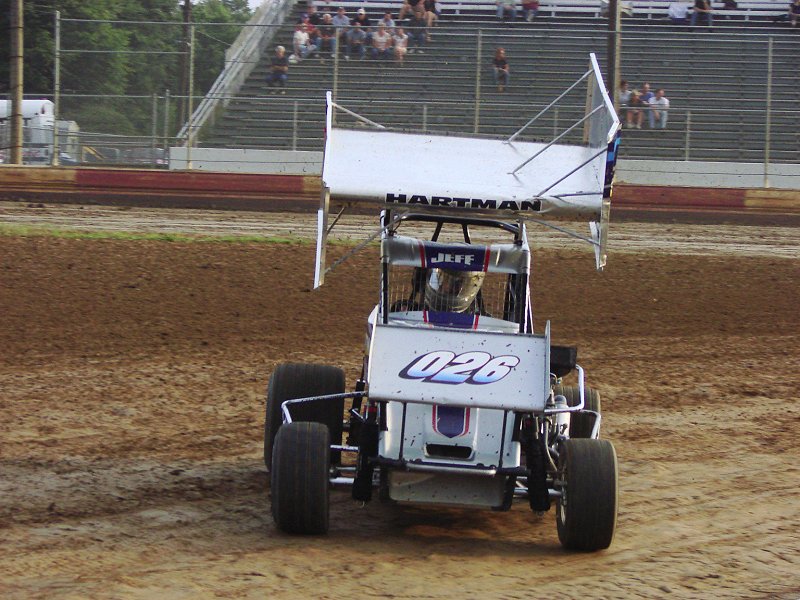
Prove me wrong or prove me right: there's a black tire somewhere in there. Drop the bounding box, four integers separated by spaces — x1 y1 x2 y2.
271 422 330 534
553 384 601 438
556 438 618 551
264 363 345 470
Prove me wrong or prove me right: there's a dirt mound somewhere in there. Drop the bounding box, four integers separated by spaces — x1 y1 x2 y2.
1 224 799 598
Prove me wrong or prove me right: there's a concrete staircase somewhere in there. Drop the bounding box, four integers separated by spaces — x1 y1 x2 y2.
202 7 798 163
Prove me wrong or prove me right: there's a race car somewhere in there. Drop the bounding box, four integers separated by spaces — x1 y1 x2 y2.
264 54 621 551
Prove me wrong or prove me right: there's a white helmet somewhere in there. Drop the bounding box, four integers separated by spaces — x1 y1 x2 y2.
425 269 485 313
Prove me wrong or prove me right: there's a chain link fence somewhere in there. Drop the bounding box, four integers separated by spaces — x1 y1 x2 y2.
1 13 798 179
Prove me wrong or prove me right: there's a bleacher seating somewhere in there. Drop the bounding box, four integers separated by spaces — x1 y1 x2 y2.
201 2 799 164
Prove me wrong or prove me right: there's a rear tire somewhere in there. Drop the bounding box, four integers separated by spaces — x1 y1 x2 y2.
553 384 601 438
271 422 330 534
556 438 618 551
264 363 345 471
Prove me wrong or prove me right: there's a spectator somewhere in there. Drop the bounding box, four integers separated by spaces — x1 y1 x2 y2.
352 7 373 39
667 1 690 24
345 22 367 60
497 0 518 21
618 80 631 121
406 13 427 53
493 47 510 93
638 82 654 127
790 0 800 26
301 14 321 49
380 12 397 33
648 88 670 128
318 13 337 60
425 0 442 30
626 90 645 128
265 45 289 94
522 0 540 21
690 0 713 29
639 82 654 103
332 6 350 30
399 0 426 21
393 27 409 65
292 23 318 61
371 23 394 60
718 0 738 19
306 4 322 26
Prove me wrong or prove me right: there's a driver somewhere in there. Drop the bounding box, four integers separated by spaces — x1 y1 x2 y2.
424 268 485 313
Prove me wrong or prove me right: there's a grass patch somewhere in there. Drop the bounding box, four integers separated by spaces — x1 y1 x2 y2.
0 223 314 245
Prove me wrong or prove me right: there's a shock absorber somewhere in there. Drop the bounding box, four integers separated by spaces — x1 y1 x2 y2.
352 400 379 502
524 416 551 512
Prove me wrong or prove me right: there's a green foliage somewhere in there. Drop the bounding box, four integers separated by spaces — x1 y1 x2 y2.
0 0 251 136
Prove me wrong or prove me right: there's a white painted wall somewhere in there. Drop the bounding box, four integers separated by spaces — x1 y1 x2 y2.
168 148 800 190
169 147 322 175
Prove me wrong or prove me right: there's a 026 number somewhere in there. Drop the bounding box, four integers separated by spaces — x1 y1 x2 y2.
399 351 520 385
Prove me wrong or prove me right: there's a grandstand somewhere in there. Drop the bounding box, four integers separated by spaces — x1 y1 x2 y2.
200 1 798 163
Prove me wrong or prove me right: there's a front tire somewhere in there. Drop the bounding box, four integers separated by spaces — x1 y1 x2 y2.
271 421 330 534
264 363 345 471
553 384 601 438
556 438 618 551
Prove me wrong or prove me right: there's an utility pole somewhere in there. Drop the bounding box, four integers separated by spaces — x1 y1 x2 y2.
607 0 622 112
178 0 193 127
9 0 24 164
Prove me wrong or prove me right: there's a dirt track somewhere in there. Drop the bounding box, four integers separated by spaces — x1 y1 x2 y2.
1 204 799 599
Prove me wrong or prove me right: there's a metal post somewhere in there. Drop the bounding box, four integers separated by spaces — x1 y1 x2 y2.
9 0 24 164
473 30 482 135
553 107 559 139
684 109 691 161
163 89 171 154
186 23 195 169
764 37 773 188
52 10 62 166
292 101 299 151
332 30 341 112
607 0 621 111
423 103 428 132
151 93 158 158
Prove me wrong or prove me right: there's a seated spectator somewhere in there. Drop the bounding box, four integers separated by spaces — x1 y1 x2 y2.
719 0 738 18
351 7 373 45
497 0 518 21
393 27 409 65
648 88 670 129
265 45 289 94
345 22 367 60
493 47 510 93
690 0 713 29
790 0 800 26
522 0 539 21
399 0 426 21
618 80 631 120
371 23 393 60
306 4 322 26
292 23 318 61
332 6 350 30
626 91 645 128
639 82 654 104
406 13 427 53
380 12 396 33
668 1 690 24
425 0 442 30
301 14 321 48
318 13 337 60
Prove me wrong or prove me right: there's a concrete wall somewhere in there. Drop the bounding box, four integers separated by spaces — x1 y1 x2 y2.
169 147 322 175
168 149 800 191
616 160 800 190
